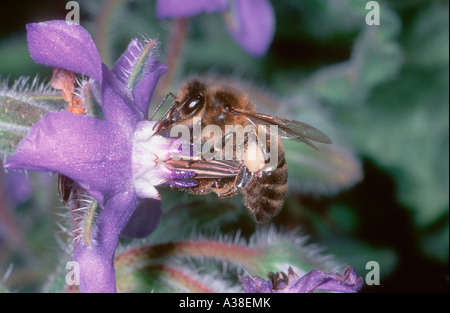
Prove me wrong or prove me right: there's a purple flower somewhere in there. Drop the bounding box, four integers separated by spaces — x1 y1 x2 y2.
3 171 33 205
156 0 275 57
239 266 364 293
3 20 196 292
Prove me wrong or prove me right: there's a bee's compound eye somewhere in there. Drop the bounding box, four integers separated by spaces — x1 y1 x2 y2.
188 99 199 109
182 92 204 115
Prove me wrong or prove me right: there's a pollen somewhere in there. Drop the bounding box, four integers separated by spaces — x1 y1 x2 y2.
244 141 265 173
51 67 86 115
67 96 86 115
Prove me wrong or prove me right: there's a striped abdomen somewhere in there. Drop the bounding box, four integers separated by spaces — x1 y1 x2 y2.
243 143 288 223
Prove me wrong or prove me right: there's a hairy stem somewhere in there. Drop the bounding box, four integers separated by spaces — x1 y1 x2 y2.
115 239 264 271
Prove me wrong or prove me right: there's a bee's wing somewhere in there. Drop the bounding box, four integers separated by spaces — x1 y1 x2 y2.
234 110 332 150
166 159 241 179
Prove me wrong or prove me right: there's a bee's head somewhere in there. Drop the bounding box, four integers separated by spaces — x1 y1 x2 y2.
154 79 207 133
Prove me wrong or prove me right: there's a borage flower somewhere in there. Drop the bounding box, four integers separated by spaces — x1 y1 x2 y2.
239 266 364 293
156 0 275 57
3 20 197 292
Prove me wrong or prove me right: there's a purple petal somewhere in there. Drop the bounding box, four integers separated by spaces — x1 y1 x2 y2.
74 189 138 292
121 198 162 239
27 20 102 81
133 58 168 118
316 267 365 293
73 242 116 293
240 276 273 293
112 39 143 86
240 266 364 293
112 39 168 117
3 111 132 205
225 0 275 57
3 171 33 205
290 267 364 293
101 64 142 130
156 0 227 18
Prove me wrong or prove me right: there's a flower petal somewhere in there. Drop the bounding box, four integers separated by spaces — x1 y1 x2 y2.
225 0 275 57
240 266 364 293
120 198 162 238
112 39 143 86
3 111 132 205
156 0 227 18
289 267 364 293
134 182 161 199
313 266 365 293
27 20 102 81
74 189 138 292
113 39 169 118
133 58 168 118
101 64 141 131
3 171 33 205
239 275 273 293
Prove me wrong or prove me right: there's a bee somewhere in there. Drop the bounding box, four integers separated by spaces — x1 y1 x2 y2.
154 78 332 223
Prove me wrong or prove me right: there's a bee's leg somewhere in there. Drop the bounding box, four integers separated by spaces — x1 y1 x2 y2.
210 178 237 198
172 178 216 195
168 179 198 189
215 184 238 198
235 166 254 191
165 165 198 190
215 167 254 198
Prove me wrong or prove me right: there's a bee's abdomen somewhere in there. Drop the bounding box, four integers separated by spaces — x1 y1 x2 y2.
243 151 288 223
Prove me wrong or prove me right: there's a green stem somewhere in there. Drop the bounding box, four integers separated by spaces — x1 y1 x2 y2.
128 264 216 292
115 239 265 271
115 240 266 292
29 95 64 102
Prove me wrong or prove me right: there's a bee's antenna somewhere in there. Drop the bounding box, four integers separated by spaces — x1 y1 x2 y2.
152 93 181 131
150 92 177 121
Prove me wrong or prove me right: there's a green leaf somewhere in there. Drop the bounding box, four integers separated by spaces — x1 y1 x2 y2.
114 228 342 292
323 237 398 280
352 67 449 226
0 77 65 156
284 140 362 196
419 218 449 263
295 5 402 107
283 97 363 195
403 1 449 68
0 96 49 128
0 129 26 155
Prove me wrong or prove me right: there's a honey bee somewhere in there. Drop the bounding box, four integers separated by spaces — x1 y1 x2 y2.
154 78 332 223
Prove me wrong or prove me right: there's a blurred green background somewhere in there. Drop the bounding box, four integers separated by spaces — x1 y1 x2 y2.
0 0 448 292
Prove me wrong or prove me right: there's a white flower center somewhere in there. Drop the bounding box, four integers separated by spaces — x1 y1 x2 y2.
131 120 173 199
